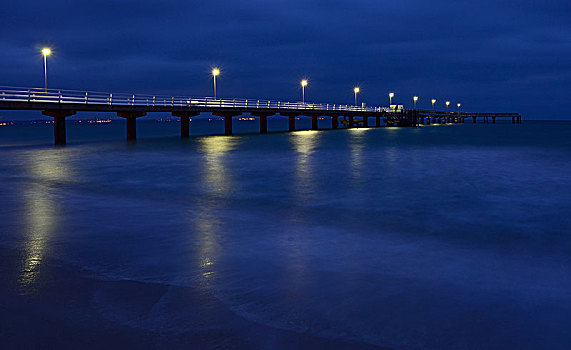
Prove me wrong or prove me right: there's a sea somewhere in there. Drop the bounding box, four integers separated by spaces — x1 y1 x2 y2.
0 118 570 349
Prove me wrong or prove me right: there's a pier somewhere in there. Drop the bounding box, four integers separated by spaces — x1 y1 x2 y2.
0 87 522 145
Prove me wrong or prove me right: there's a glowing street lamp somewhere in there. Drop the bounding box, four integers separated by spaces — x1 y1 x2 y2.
301 80 308 103
457 103 461 112
354 87 360 106
41 48 51 92
431 99 436 110
212 68 220 100
413 96 418 109
446 101 451 111
389 92 394 105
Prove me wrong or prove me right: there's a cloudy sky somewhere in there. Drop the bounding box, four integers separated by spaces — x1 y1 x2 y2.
1 0 570 119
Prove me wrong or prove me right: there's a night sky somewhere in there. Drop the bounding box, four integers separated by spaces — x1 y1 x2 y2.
1 0 570 119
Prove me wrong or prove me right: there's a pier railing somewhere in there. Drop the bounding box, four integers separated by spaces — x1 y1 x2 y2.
0 86 389 113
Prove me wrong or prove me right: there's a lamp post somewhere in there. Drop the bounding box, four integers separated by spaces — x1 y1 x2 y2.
457 103 461 112
354 87 360 106
431 99 436 110
389 92 394 106
446 101 450 111
212 68 220 100
41 48 51 92
413 96 418 109
301 80 308 103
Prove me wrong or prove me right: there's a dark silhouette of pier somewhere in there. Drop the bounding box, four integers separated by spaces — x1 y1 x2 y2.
0 87 522 145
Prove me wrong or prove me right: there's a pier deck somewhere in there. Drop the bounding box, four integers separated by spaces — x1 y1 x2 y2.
0 87 521 144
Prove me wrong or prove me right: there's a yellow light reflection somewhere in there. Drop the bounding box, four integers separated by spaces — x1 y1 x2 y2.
348 128 368 182
193 136 239 282
197 136 237 197
291 130 320 201
19 188 55 292
19 150 73 294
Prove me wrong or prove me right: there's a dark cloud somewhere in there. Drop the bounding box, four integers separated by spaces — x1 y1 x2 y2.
1 0 570 118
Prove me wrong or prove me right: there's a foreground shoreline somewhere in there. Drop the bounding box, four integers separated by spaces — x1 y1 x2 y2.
0 247 390 349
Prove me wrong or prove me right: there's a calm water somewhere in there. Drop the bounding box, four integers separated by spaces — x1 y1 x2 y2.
1 119 570 349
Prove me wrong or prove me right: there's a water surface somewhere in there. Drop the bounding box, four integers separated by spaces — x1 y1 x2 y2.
1 120 570 349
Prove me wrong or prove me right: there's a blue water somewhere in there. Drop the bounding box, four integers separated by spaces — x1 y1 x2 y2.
1 120 570 349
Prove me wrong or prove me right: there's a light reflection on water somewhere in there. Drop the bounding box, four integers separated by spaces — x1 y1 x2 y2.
19 150 74 294
197 136 238 197
348 128 368 183
193 136 239 282
291 130 321 201
19 186 55 293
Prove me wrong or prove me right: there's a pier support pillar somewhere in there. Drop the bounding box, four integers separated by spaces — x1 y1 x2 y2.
281 113 297 132
172 112 200 138
311 116 318 130
260 115 267 133
224 116 233 135
289 116 296 131
117 111 146 141
42 110 76 145
180 116 190 137
212 112 242 136
332 116 339 129
363 116 368 127
126 117 137 140
376 116 381 127
251 113 274 134
473 116 477 123
493 116 496 124
512 116 515 124
348 116 354 128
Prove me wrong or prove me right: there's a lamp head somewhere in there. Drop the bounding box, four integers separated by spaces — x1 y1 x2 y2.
42 48 51 56
301 80 308 87
432 99 436 104
446 101 450 106
212 68 220 76
389 92 394 98
413 96 418 102
354 87 360 93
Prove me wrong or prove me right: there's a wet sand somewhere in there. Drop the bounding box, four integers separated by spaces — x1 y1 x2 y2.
0 248 390 349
